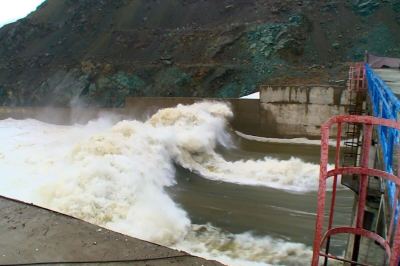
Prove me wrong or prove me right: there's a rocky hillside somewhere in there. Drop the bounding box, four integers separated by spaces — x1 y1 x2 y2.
0 0 399 107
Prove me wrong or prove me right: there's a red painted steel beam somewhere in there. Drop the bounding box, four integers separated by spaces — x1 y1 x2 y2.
320 253 373 266
323 115 400 130
323 123 343 266
312 126 330 266
321 227 391 256
327 167 400 186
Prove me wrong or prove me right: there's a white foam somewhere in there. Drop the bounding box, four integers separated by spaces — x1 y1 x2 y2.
0 102 334 265
174 224 314 266
236 131 344 147
147 103 336 192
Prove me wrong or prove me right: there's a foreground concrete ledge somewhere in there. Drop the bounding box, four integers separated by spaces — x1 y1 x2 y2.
0 196 223 266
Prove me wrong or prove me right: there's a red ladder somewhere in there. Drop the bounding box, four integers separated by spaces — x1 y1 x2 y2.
349 63 367 92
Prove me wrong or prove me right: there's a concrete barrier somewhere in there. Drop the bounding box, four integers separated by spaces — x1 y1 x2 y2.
125 86 349 139
259 85 349 138
0 85 349 139
0 196 223 265
0 107 139 125
0 99 260 137
125 97 260 136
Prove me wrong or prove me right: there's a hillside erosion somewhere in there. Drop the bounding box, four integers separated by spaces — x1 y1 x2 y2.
0 0 399 107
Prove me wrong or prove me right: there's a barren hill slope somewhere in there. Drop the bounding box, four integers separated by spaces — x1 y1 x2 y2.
0 0 399 107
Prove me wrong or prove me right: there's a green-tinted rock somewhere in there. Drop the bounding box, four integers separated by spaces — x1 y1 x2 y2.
390 1 400 11
352 0 381 16
0 88 6 97
332 43 340 49
347 25 397 60
0 0 399 107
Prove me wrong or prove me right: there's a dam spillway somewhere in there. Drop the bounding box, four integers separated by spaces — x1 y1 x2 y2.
6 71 400 265
0 96 351 266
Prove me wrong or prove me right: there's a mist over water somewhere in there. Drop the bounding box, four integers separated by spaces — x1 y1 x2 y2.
0 102 343 265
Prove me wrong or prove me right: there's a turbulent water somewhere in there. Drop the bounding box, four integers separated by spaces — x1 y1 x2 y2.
0 102 349 266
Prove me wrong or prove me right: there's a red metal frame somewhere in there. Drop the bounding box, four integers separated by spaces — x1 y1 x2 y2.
312 115 400 266
349 62 367 92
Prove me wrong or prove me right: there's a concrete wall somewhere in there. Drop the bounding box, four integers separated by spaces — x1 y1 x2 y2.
125 86 349 139
0 86 349 139
125 97 260 136
259 85 349 138
0 99 260 137
0 107 135 125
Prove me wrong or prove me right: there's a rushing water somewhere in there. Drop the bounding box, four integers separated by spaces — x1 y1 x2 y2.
0 102 353 266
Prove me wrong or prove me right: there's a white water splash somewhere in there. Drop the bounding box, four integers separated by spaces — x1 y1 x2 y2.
0 102 331 265
175 224 315 266
236 131 345 147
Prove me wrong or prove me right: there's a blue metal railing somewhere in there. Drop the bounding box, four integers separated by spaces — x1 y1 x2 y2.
365 63 399 208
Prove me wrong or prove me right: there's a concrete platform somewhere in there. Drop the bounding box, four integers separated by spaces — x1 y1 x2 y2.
0 196 223 266
374 68 400 96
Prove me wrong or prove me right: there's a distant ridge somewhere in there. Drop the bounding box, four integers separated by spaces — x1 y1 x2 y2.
0 0 399 107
